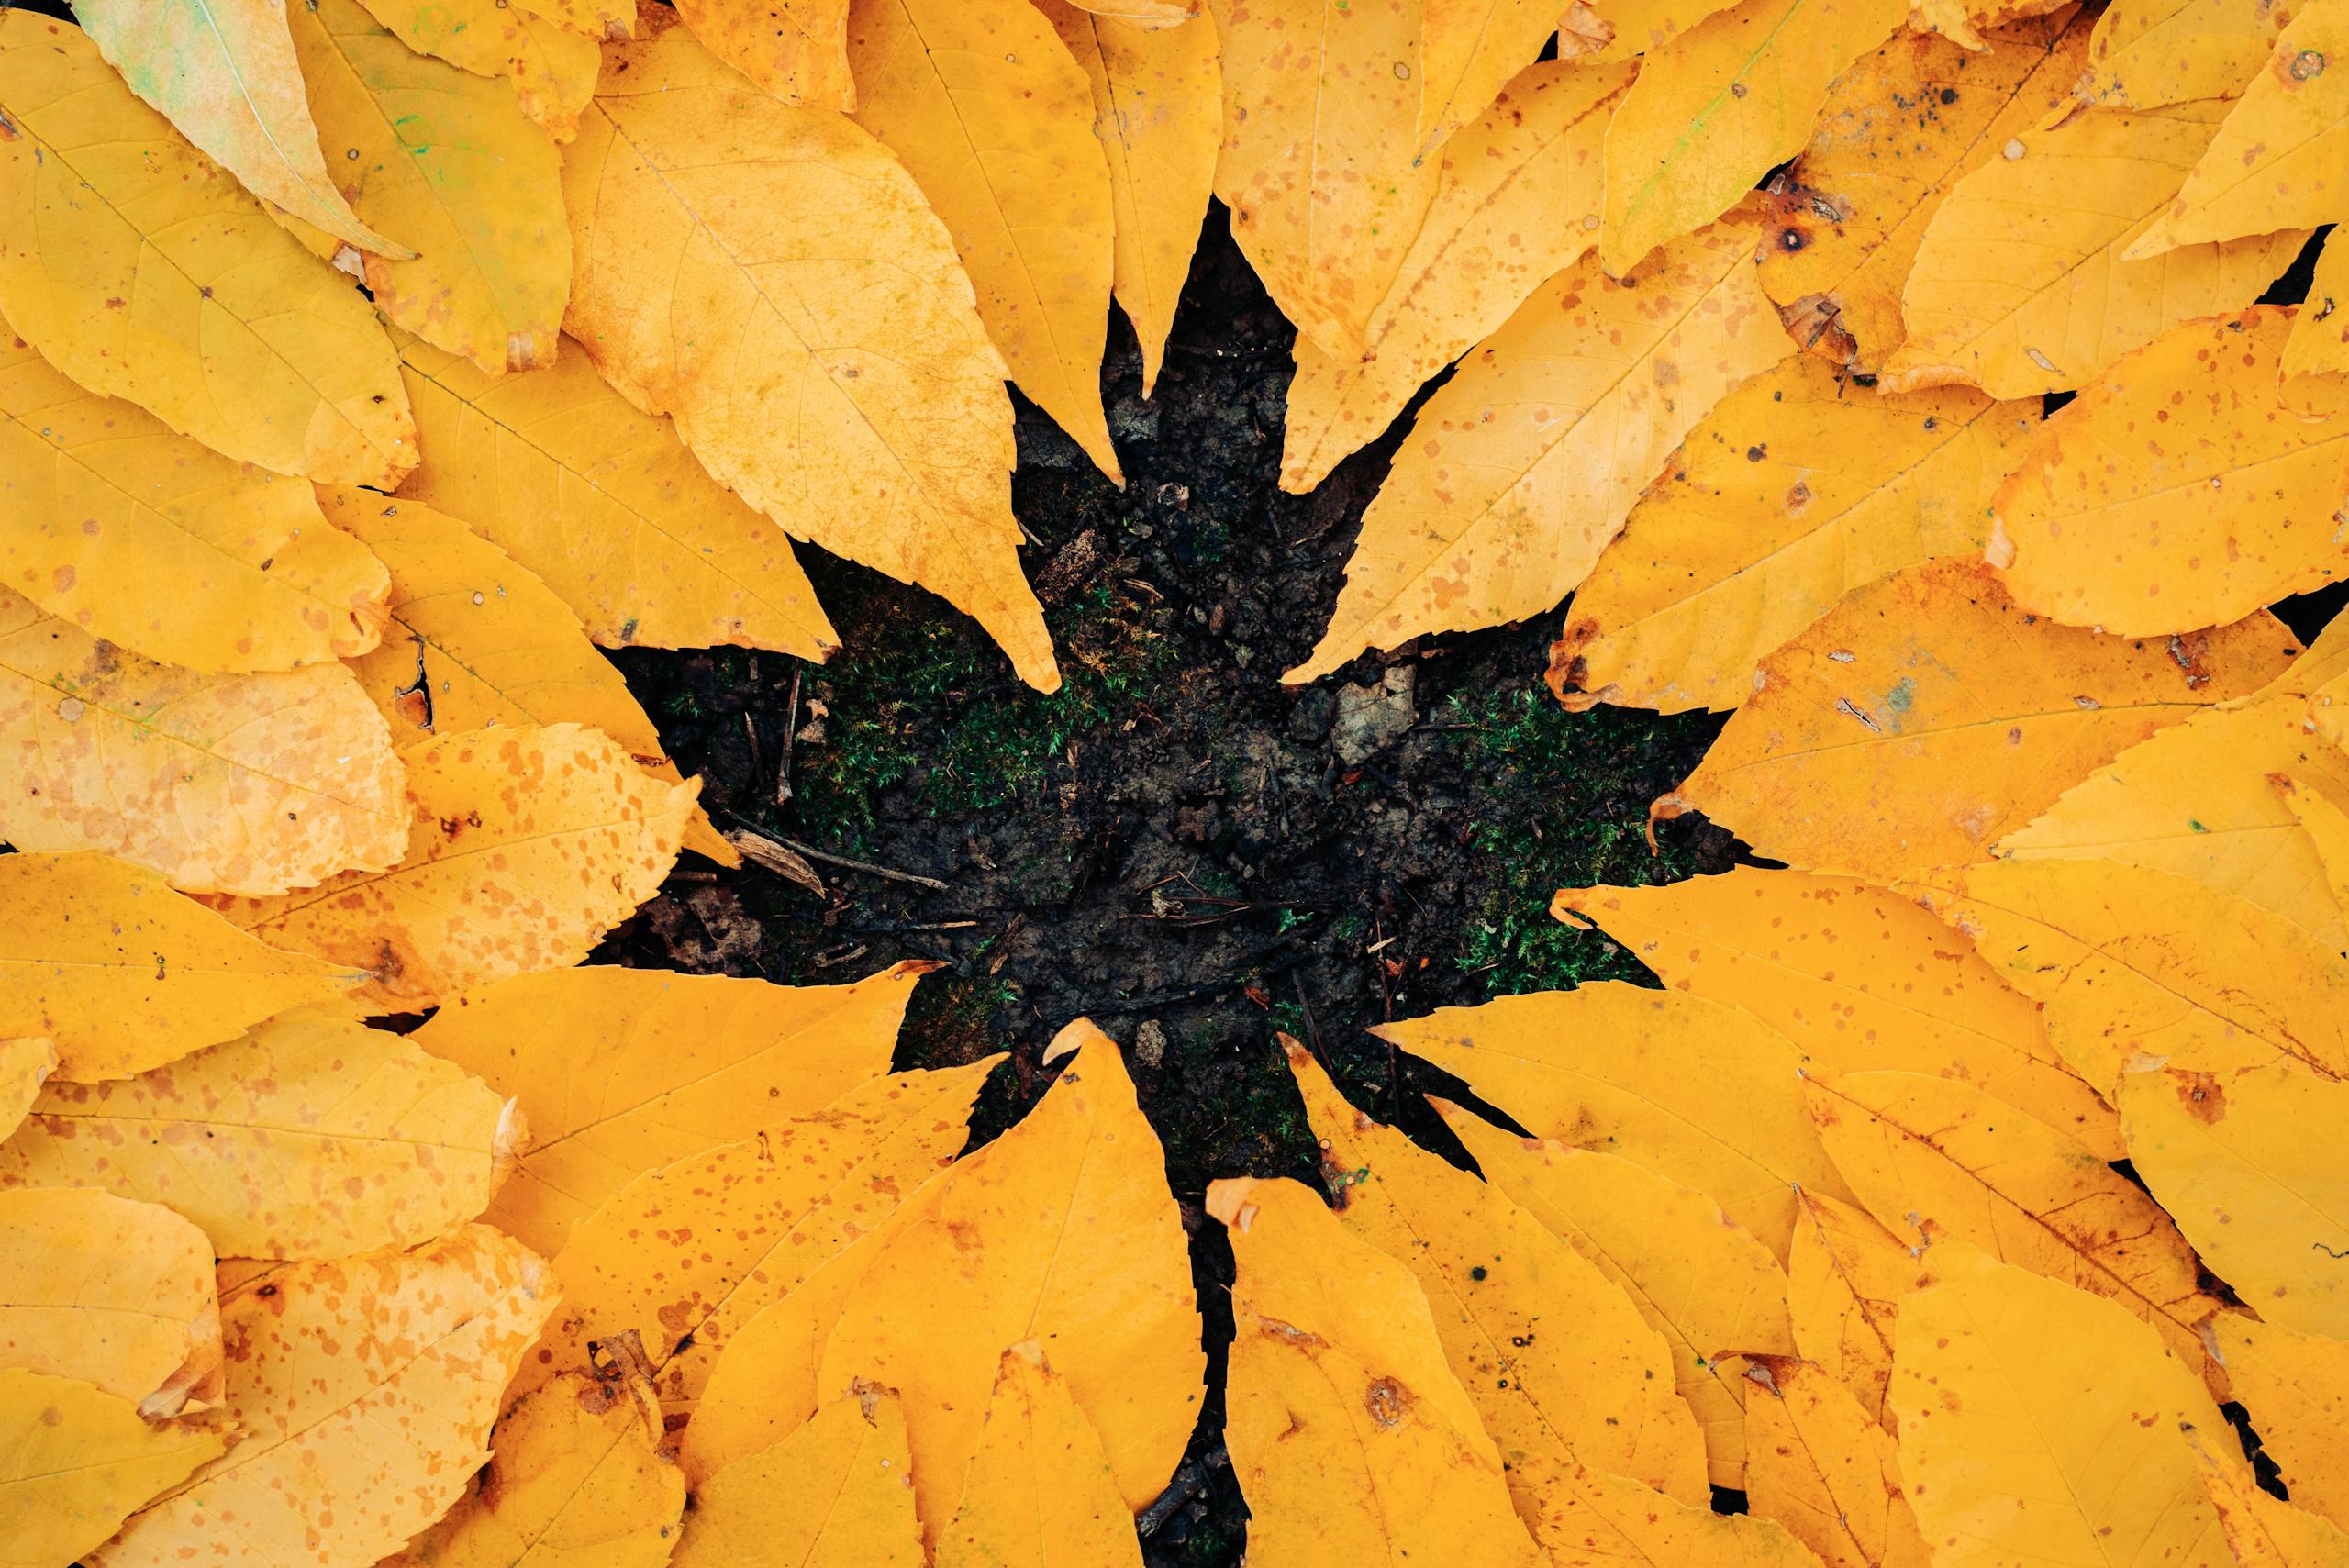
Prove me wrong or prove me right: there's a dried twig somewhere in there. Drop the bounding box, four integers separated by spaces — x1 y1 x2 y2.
770 832 952 892
722 827 826 895
774 665 801 805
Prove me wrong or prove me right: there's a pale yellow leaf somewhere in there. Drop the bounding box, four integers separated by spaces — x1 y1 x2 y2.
675 0 854 107
1786 1188 1926 1427
2070 0 2293 112
356 0 603 139
0 1038 51 1142
0 1188 218 1418
1416 0 1564 156
1742 1357 1931 1568
2215 1314 2349 1531
0 1368 221 1568
675 1388 924 1568
2188 1429 2349 1568
2287 228 2349 385
935 1346 1146 1568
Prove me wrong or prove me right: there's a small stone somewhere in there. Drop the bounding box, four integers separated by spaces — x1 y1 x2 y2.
1134 1019 1169 1069
1332 665 1416 764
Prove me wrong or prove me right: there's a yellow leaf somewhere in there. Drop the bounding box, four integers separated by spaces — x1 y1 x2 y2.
0 1038 51 1141
0 323 390 673
2287 229 2349 385
1991 309 2349 636
317 488 730 865
1043 0 1222 397
412 961 921 1256
1598 0 1907 276
1758 13 2090 374
73 0 408 258
94 1226 560 1568
1553 868 2120 1157
1286 213 1795 684
1573 0 1742 58
2121 1062 2349 1340
675 1387 924 1568
1286 1043 1710 1500
207 723 693 1013
1205 1175 1546 1568
0 1007 516 1259
1901 860 2349 1095
0 1188 218 1418
1786 1189 1925 1427
514 0 635 41
1906 0 2072 51
1416 0 1565 157
1742 1357 1931 1568
1805 1068 2222 1368
391 334 833 658
816 1022 1203 1535
935 1344 1146 1568
675 0 853 107
0 1369 222 1568
561 17 1054 690
2070 0 2291 112
846 0 1120 482
1279 58 1634 493
1377 984 1852 1261
0 588 409 895
2279 770 2349 913
1206 0 1438 361
0 14 417 486
1889 1243 2234 1568
2186 1428 2349 1568
1063 0 1201 22
0 851 362 1081
1434 1099 1796 1492
2131 0 2349 254
383 1362 685 1568
1668 559 2295 882
355 0 603 140
2213 1315 2349 1531
530 1061 996 1415
1882 95 2310 396
1553 359 2042 715
287 0 570 375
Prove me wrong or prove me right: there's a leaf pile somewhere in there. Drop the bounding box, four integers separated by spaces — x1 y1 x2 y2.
3 0 2349 1563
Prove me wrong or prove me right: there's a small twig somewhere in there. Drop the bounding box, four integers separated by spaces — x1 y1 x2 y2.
1290 969 1325 1057
724 827 826 895
774 665 801 806
770 833 951 892
850 920 979 935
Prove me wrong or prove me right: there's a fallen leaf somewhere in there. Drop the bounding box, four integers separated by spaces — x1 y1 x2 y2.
0 1039 52 1142
1285 212 1795 684
1279 58 1634 494
355 0 603 139
1742 1357 1931 1568
0 587 409 895
73 0 408 257
0 1007 518 1259
2212 1315 2349 1531
288 0 571 374
1889 1243 2234 1568
1785 1188 1926 1427
1908 0 2072 50
1416 0 1564 158
1882 96 2310 395
2279 769 2349 913
675 1387 925 1568
0 1188 219 1418
94 1226 560 1568
2287 228 2349 385
1575 0 1742 57
0 1368 222 1568
206 723 694 1012
0 14 417 485
935 1345 1147 1568
1598 0 1907 276
412 961 922 1255
2068 0 2289 112
2184 1424 2349 1568
1205 1175 1546 1568
1805 1067 2222 1368
1286 1042 1710 1500
561 15 1055 689
1434 1098 1796 1492
514 0 635 40
1377 983 1853 1261
1552 358 2042 714
1667 558 2294 882
1553 867 2119 1156
1043 0 1222 397
849 0 1121 481
675 0 854 107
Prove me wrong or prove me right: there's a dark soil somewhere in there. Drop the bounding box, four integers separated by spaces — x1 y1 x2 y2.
598 205 1747 1564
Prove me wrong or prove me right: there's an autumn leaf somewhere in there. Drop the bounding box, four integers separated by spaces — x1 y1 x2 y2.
0 1039 52 1142
0 1007 517 1259
675 0 855 107
936 1345 1148 1568
2185 1428 2349 1568
355 0 603 139
1575 0 1742 57
2213 1315 2349 1530
1758 12 2089 373
411 960 923 1254
1286 1042 1711 1501
848 0 1123 481
1553 867 2120 1156
1664 559 2295 882
2287 228 2349 384
0 1188 219 1418
514 0 635 41
0 14 417 486
1286 212 1795 684
1905 0 2070 51
1552 359 2041 715
1279 58 1633 494
1205 1175 1546 1568
288 0 571 374
1882 95 2310 395
676 1387 925 1568
1889 1243 2234 1568
1598 0 1908 276
93 1226 559 1568
1416 0 1565 158
1043 0 1222 397
0 1369 222 1568
1785 1189 1922 1427
561 14 1056 689
1742 1357 1931 1568
2067 0 2291 111
1378 984 1853 1261
72 0 410 258
206 723 694 1012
